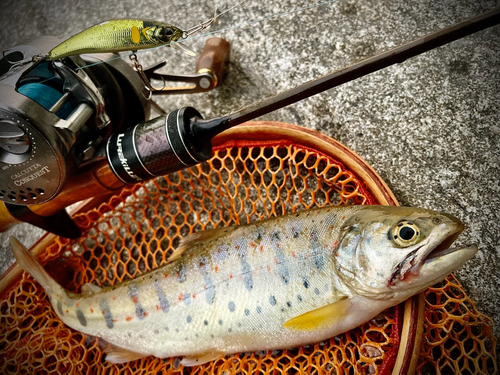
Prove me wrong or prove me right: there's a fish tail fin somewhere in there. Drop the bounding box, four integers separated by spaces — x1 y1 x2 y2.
10 236 63 296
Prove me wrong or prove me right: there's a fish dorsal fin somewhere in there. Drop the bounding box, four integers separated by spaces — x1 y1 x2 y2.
283 296 351 331
81 282 101 295
180 351 224 367
99 339 148 363
170 227 236 262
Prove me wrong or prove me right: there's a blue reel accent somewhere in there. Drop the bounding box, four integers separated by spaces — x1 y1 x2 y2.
18 82 74 119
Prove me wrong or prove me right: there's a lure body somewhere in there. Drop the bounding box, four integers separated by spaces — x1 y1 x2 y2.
12 205 477 365
48 19 184 60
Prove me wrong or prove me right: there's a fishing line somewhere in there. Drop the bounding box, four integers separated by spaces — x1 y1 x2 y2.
30 0 339 87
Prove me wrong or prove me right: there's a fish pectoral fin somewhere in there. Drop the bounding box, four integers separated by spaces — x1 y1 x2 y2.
100 339 148 363
180 351 224 367
283 296 351 331
81 282 101 295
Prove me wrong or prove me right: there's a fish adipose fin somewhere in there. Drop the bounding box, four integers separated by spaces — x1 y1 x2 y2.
283 296 351 331
181 351 224 366
10 237 61 296
99 339 148 363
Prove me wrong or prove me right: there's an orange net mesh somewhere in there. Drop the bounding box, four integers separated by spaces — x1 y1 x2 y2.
0 139 496 374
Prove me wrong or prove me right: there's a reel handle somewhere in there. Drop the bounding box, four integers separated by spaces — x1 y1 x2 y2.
196 37 230 88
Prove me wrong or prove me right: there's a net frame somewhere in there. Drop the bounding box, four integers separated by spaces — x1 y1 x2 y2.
0 122 496 374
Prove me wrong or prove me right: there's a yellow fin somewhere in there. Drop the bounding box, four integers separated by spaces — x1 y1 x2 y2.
283 296 351 331
100 339 148 363
180 351 224 366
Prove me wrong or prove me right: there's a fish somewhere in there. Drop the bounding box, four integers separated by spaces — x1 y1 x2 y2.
11 205 477 366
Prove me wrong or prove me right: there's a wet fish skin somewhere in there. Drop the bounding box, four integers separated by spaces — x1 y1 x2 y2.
11 205 477 365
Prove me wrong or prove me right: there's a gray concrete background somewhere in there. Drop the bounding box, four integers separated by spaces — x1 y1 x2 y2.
0 0 499 354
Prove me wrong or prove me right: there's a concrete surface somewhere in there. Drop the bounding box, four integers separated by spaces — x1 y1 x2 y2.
0 0 499 357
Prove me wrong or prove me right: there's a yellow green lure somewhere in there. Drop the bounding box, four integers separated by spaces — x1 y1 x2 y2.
46 19 205 60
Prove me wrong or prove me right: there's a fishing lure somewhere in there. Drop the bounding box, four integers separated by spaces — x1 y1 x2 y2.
44 18 214 60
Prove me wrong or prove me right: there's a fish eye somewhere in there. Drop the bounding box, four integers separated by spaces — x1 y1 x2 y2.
163 28 174 37
392 221 420 247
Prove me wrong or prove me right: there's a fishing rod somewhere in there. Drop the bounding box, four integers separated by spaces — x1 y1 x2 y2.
1 6 499 238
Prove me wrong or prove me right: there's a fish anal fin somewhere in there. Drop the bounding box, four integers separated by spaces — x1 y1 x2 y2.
180 351 224 367
99 339 148 364
283 296 351 331
81 282 101 295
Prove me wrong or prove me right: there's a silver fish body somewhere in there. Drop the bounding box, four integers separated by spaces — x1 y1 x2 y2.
11 205 477 365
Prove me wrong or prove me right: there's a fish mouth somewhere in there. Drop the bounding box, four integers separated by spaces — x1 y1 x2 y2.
388 231 465 286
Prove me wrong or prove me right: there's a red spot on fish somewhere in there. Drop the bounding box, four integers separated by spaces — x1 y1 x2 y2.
113 319 117 323
259 245 264 253
199 262 204 267
178 293 183 301
342 216 345 220
66 310 69 314
229 274 233 279
192 293 197 299
164 273 169 279
292 251 297 258
176 272 180 279
101 310 105 315
90 308 94 313
156 305 161 311
112 296 116 300
76 303 79 307
131 295 139 304
267 265 272 273
235 245 240 250
126 316 133 322
327 209 331 212
144 312 149 317
332 241 339 251
215 265 219 273
250 241 256 247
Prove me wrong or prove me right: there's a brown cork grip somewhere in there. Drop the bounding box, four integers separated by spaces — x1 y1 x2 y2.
195 37 230 87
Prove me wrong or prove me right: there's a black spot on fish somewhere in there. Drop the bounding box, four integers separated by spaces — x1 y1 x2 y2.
219 319 223 325
76 310 87 326
99 299 114 329
269 295 277 306
165 327 169 331
257 306 262 314
303 277 310 289
245 308 250 316
176 328 179 333
57 300 64 315
204 320 209 326
287 301 292 308
297 294 303 302
314 287 320 295
228 328 232 332
281 307 285 312
154 281 170 313
187 315 192 323
228 301 236 312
